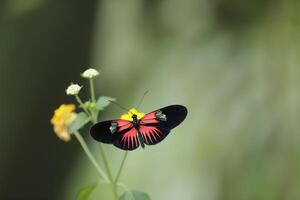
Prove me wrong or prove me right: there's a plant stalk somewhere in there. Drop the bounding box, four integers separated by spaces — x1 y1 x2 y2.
114 151 128 184
74 131 110 183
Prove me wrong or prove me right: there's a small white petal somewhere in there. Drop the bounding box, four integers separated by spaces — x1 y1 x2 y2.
81 68 100 78
66 84 82 95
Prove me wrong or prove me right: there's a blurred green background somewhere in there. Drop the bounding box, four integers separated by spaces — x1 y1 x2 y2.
1 0 300 199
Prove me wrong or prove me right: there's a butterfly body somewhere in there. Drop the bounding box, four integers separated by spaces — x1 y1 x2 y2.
132 114 145 148
90 105 187 151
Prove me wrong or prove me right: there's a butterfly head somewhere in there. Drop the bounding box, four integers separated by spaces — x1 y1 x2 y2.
120 108 145 121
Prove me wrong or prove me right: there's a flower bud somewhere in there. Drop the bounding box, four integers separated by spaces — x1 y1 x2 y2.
81 68 100 79
66 83 82 95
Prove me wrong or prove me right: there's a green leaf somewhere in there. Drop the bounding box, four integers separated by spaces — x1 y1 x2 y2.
76 183 97 200
119 189 151 200
96 96 116 110
68 112 90 133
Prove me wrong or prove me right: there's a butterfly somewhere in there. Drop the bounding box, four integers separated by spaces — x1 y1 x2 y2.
90 105 188 151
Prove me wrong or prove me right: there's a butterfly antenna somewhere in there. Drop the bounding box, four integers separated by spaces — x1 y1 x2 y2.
109 100 130 112
136 90 149 109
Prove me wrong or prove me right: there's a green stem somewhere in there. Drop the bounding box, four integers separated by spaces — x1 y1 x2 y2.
75 95 92 117
91 112 117 198
74 132 110 183
88 77 124 199
89 79 98 122
117 182 129 190
112 184 118 200
99 144 114 182
89 78 96 103
89 111 113 184
94 128 119 199
90 110 97 123
111 151 129 200
114 151 128 183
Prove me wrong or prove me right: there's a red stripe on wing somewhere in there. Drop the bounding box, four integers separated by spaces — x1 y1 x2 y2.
114 120 133 132
119 128 139 150
140 125 170 145
140 112 160 124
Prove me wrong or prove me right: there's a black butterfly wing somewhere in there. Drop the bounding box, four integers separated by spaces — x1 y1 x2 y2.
90 120 117 143
139 105 187 145
90 119 140 151
159 105 188 129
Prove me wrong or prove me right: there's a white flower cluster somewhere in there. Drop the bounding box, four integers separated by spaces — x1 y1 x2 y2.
81 68 100 79
65 68 100 95
66 83 82 95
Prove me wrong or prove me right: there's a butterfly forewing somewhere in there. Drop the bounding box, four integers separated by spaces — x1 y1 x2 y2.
90 120 132 143
158 105 188 129
139 105 187 145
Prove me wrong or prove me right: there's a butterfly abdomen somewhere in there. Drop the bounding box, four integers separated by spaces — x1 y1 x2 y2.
132 114 145 148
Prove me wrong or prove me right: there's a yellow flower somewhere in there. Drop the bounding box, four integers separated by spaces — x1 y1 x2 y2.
51 104 77 142
120 108 145 121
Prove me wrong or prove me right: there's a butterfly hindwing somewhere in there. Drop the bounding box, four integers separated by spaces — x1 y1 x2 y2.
90 119 140 151
140 123 170 145
113 127 140 151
